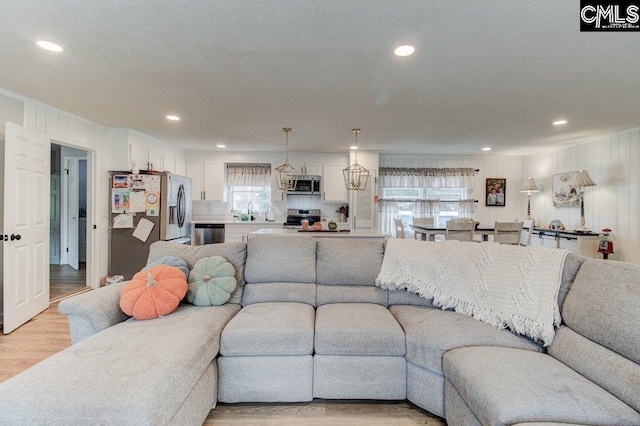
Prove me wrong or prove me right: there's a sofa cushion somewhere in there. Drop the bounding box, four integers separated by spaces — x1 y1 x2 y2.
390 305 541 374
561 259 640 365
315 303 405 356
316 284 388 306
443 346 640 426
242 282 317 307
147 241 247 304
316 239 384 286
244 236 317 284
0 304 240 425
220 302 315 356
549 326 640 413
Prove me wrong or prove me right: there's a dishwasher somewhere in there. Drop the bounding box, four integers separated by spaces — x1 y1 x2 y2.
193 223 225 245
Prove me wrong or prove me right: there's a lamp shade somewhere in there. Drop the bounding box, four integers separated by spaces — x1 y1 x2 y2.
519 177 539 193
574 170 596 189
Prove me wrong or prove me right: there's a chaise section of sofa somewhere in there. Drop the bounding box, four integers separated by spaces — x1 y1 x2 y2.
388 252 585 418
0 304 240 425
218 236 318 403
443 258 640 425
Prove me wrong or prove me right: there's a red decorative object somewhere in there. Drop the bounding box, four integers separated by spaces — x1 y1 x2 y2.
597 228 614 260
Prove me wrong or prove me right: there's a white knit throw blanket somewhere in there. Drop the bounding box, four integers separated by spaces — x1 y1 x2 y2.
376 239 569 346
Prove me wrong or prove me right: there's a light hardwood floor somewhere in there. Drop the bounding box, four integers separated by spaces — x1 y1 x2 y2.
50 263 90 302
0 303 445 425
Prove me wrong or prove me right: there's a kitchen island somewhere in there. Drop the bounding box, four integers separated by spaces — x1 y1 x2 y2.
249 228 389 241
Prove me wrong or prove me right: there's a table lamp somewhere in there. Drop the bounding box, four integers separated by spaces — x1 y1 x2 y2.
574 170 596 233
519 177 539 220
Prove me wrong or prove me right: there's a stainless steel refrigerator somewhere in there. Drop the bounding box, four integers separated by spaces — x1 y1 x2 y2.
108 171 192 279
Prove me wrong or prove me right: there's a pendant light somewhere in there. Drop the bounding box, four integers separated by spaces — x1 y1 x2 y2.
275 127 299 190
343 129 370 190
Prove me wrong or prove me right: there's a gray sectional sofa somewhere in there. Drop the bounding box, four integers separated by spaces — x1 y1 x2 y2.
0 236 639 425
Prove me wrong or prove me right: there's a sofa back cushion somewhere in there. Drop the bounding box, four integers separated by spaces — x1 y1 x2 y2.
315 239 388 306
551 258 640 412
147 241 247 304
242 236 317 306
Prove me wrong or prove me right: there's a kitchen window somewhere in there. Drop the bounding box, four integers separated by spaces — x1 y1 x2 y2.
230 185 271 213
226 163 272 215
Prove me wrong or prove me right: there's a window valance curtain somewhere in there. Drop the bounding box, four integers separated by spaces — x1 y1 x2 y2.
226 163 271 186
379 167 476 189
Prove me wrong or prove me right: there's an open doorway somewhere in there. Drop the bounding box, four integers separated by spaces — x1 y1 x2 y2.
50 144 89 302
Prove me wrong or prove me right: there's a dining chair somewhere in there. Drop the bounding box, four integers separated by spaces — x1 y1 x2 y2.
445 220 475 241
519 219 535 246
493 221 524 245
394 219 406 239
412 217 434 240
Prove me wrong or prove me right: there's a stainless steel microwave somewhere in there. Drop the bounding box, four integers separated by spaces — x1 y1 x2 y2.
287 175 321 194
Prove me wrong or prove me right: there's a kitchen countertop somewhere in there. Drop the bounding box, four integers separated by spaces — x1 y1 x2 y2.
192 220 285 225
249 228 388 240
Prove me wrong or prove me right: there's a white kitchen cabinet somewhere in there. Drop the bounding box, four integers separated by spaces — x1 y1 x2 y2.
187 160 225 200
163 154 176 173
225 222 283 242
348 151 379 231
175 158 187 176
322 163 348 203
148 149 163 172
297 162 320 176
130 144 148 171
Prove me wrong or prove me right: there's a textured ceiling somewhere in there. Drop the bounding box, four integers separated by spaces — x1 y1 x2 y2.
1 1 639 156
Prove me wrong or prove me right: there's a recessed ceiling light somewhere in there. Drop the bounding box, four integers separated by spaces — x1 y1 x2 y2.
553 119 568 126
36 40 63 52
216 144 226 148
166 115 180 121
394 45 415 57
482 147 491 151
350 146 359 150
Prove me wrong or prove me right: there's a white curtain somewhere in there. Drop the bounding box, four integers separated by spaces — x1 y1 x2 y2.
226 163 271 186
379 167 476 189
412 199 440 219
378 200 398 236
458 199 476 218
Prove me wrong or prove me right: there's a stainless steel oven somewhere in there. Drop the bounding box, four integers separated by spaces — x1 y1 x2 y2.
193 223 225 245
285 209 321 228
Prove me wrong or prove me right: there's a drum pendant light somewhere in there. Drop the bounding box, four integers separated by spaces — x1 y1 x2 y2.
343 129 370 190
275 127 298 190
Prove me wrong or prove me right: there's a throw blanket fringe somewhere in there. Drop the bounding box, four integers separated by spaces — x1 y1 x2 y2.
376 239 569 346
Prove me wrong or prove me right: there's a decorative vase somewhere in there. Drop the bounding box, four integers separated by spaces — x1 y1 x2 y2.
328 221 337 230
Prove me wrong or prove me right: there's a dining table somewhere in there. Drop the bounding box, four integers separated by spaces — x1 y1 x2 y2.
410 224 496 242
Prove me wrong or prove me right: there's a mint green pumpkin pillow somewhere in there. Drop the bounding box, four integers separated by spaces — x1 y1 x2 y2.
186 256 237 306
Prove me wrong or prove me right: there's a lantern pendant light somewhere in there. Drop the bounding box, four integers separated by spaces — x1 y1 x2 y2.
275 127 299 191
343 129 370 191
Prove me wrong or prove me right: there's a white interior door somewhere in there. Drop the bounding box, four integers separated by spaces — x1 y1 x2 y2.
66 158 79 270
3 122 50 334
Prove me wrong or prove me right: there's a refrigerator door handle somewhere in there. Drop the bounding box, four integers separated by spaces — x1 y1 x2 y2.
177 183 186 228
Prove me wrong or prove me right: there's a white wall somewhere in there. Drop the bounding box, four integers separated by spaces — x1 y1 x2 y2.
523 127 640 263
380 155 526 225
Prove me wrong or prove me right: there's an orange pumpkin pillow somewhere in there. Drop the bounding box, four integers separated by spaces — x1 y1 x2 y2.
119 265 188 320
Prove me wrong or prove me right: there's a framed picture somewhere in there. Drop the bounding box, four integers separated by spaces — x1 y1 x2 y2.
486 178 506 207
552 171 580 207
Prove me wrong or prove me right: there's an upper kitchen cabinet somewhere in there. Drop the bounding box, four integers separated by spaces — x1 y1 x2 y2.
175 158 187 176
322 163 348 203
187 160 225 201
107 128 187 173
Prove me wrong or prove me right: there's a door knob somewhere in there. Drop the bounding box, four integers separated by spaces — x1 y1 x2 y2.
10 234 21 241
